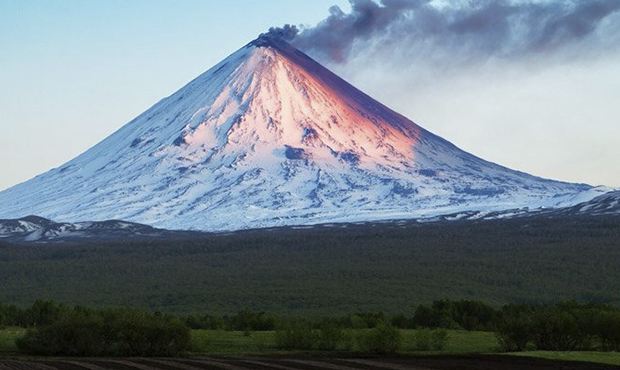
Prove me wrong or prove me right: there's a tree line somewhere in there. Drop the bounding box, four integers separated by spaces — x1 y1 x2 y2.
2 299 620 355
0 301 189 356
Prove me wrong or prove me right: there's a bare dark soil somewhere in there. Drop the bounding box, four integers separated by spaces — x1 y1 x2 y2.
0 355 618 370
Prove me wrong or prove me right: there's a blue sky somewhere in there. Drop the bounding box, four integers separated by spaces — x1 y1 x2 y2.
0 1 348 190
1 0 618 190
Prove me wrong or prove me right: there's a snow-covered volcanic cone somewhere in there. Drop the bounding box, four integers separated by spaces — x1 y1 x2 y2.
0 36 603 230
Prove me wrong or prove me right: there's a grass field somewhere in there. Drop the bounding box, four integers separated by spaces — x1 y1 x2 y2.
510 351 620 366
190 329 278 354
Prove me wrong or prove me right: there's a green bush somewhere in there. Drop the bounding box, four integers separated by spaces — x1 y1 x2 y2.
19 300 64 328
430 329 449 350
16 309 190 356
595 311 620 351
224 311 275 331
413 300 497 330
17 313 105 356
452 300 497 331
531 310 582 351
184 314 223 329
413 305 435 328
390 314 414 329
102 310 190 356
496 313 532 352
316 322 345 351
347 313 385 329
274 321 317 350
496 304 610 352
0 303 22 328
356 323 401 354
413 329 432 350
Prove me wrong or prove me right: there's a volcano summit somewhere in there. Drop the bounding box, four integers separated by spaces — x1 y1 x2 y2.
0 36 604 230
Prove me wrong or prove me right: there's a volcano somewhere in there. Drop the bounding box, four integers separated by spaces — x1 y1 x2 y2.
0 36 603 230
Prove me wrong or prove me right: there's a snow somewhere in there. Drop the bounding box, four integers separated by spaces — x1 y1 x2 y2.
562 190 620 216
0 216 167 242
0 37 611 231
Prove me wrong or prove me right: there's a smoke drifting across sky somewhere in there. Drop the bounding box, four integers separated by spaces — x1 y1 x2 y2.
266 0 620 187
269 0 620 65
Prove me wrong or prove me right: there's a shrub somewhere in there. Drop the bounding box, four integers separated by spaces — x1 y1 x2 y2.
224 311 275 331
274 321 317 350
391 314 414 329
17 309 190 356
413 300 497 330
595 311 620 351
348 312 385 329
350 315 368 329
19 300 64 328
413 329 432 350
530 310 581 351
452 300 497 331
103 310 190 356
17 312 105 356
495 303 620 352
495 314 532 352
316 322 345 351
356 323 401 354
184 314 223 330
430 329 449 350
570 308 599 350
413 305 435 328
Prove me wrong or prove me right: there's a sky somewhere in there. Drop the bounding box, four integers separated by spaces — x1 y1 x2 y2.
0 0 618 191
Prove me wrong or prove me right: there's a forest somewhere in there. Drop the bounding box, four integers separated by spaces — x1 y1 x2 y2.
0 215 619 314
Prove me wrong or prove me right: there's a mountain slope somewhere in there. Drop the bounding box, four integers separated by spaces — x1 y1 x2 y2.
554 190 620 216
3 190 617 244
0 215 186 243
0 36 604 230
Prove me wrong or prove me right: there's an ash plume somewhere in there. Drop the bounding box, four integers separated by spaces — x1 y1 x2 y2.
268 0 620 64
262 24 299 41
